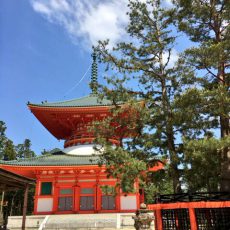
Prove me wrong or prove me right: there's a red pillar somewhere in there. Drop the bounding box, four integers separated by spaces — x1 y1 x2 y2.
52 177 58 213
134 180 140 209
116 183 121 212
155 209 162 230
74 186 80 213
139 188 145 204
74 171 79 213
95 179 101 212
189 207 198 230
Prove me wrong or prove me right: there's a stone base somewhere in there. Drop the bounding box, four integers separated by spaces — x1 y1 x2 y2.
7 213 142 229
7 215 45 230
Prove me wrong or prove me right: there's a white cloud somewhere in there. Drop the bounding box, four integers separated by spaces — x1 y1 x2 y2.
31 0 176 51
32 1 52 15
31 0 129 49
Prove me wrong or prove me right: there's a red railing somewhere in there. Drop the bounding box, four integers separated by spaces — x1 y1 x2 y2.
148 193 230 230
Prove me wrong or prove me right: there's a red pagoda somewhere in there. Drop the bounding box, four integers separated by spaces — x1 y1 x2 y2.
0 53 163 214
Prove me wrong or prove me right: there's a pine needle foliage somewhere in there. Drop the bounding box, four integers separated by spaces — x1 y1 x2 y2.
92 0 230 195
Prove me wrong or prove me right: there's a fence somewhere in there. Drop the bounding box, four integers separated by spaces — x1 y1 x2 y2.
148 193 230 230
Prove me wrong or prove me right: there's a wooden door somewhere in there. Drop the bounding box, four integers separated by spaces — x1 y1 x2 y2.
80 196 94 210
101 195 115 210
65 197 73 210
58 197 73 211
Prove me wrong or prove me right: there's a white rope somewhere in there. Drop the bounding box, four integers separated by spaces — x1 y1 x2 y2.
63 63 91 98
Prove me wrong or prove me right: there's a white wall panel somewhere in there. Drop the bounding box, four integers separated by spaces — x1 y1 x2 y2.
37 198 53 212
121 196 137 210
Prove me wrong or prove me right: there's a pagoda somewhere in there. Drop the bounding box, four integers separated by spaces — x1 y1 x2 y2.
0 53 163 214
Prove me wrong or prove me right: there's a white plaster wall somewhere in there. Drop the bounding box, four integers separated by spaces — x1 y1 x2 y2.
121 196 137 210
63 144 102 156
37 198 53 212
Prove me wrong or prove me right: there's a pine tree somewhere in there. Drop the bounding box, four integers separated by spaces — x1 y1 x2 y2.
94 0 202 194
16 139 35 159
173 0 230 191
183 136 230 192
0 121 7 159
0 121 16 161
41 148 61 155
3 140 16 161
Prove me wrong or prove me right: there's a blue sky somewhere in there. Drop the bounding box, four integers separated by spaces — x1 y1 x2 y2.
0 0 135 154
0 0 189 154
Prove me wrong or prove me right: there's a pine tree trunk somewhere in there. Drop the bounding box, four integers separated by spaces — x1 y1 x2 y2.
158 35 181 193
161 75 181 193
220 115 230 192
218 60 230 192
168 131 182 193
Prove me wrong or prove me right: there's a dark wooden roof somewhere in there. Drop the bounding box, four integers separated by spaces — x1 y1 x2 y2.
0 168 35 192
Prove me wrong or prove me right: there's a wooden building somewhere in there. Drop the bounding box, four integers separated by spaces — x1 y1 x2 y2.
0 54 163 215
0 168 34 229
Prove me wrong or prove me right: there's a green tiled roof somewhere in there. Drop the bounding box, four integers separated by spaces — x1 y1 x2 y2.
28 95 116 108
0 152 100 166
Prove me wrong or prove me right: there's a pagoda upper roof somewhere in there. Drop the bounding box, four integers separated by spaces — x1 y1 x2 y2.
0 150 100 166
28 94 117 108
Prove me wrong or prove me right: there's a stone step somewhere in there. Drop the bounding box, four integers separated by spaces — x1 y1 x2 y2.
7 213 137 230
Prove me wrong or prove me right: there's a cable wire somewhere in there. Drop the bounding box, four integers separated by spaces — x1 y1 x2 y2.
63 63 91 98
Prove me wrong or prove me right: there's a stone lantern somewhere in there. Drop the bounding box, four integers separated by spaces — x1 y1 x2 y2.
133 203 154 230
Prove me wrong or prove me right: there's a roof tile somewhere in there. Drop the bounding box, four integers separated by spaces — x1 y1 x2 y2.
0 153 100 166
28 95 114 108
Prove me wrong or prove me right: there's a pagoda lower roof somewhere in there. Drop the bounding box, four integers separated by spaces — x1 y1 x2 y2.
27 95 125 140
0 151 100 166
28 95 118 108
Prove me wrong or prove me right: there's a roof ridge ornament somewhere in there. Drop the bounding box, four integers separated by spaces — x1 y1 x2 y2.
90 48 98 95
